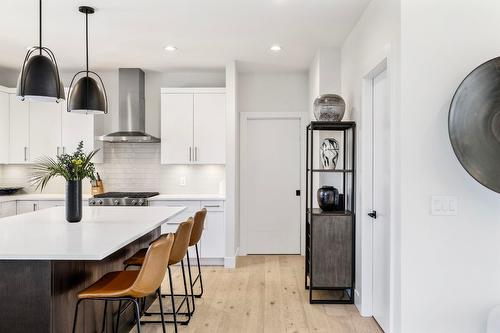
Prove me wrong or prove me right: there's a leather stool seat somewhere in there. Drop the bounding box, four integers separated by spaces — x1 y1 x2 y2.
78 270 140 299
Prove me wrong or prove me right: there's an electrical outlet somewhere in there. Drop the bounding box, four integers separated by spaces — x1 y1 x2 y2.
179 176 187 186
431 196 458 216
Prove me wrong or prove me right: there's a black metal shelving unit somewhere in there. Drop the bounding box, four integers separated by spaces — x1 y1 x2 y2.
305 121 356 304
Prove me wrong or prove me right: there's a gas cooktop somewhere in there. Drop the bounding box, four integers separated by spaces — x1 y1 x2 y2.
89 192 159 206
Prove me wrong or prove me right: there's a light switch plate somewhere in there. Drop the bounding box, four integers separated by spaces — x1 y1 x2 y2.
431 196 458 216
179 176 187 186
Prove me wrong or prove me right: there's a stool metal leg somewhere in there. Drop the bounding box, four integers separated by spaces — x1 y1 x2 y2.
169 266 178 333
115 300 122 333
72 299 83 333
100 300 108 333
194 243 204 298
132 298 142 333
186 252 196 313
180 260 192 324
157 288 167 333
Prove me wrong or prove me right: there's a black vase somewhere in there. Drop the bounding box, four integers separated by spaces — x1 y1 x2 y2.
66 180 82 223
317 186 340 211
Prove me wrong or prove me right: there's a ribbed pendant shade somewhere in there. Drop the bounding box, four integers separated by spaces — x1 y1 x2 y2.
67 6 108 114
16 0 64 102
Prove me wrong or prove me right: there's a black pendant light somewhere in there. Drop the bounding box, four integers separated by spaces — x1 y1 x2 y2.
67 6 108 114
16 0 65 102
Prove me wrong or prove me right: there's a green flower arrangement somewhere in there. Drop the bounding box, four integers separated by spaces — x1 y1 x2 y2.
31 141 99 191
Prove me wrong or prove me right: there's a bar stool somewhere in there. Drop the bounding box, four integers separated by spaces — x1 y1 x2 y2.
187 208 207 300
124 218 194 331
166 208 207 317
71 233 175 333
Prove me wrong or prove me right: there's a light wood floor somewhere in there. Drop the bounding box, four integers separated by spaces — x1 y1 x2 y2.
133 255 382 333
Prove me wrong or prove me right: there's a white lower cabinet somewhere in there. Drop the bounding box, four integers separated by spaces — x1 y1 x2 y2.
16 201 39 214
0 202 17 218
200 210 225 258
150 199 225 263
15 200 88 214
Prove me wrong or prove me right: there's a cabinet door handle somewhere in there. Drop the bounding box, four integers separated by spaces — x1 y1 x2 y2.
63 147 66 154
33 203 38 211
195 146 198 162
204 205 221 208
189 147 192 162
24 147 28 162
57 147 60 156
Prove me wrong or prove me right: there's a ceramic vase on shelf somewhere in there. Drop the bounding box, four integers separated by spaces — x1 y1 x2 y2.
66 180 82 223
313 94 346 121
317 186 340 211
320 138 339 170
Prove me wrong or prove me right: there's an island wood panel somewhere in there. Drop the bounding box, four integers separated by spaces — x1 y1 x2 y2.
0 228 160 333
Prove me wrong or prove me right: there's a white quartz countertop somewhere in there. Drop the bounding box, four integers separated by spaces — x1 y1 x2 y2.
150 194 225 201
0 206 185 260
0 193 225 203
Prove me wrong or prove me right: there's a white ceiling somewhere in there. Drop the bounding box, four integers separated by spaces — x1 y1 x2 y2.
0 0 370 72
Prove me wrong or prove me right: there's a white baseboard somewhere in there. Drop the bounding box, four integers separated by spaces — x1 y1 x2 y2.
200 258 224 266
224 256 236 268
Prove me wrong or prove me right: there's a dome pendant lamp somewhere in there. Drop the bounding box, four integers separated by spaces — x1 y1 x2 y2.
16 0 65 102
67 6 108 114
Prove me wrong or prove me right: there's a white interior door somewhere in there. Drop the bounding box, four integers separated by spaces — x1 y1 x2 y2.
244 117 301 254
371 69 390 332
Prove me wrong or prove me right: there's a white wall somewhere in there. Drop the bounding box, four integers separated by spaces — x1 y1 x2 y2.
400 1 500 332
309 48 342 119
225 61 239 266
0 66 18 87
340 0 401 330
237 72 309 113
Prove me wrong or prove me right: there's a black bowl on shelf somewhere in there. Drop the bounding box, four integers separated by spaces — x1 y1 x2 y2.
0 187 23 195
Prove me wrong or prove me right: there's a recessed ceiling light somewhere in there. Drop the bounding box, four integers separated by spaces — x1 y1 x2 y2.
270 44 282 52
164 45 177 52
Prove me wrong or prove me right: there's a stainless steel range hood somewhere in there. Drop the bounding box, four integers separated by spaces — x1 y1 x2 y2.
99 68 160 143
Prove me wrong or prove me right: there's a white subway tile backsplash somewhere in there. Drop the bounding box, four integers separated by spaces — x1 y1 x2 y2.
0 142 225 194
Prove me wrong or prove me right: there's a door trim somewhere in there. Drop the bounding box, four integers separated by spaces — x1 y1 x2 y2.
358 45 401 333
239 112 308 255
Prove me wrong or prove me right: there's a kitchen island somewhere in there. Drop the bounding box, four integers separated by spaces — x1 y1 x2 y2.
0 206 185 333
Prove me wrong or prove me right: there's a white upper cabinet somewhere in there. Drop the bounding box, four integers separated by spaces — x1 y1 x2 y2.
29 100 62 161
61 108 95 155
9 94 29 163
193 93 226 164
2 88 96 164
0 90 10 163
161 93 194 164
161 88 226 165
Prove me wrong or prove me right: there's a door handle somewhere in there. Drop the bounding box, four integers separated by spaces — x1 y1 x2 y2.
368 210 377 219
189 147 192 162
194 146 198 162
24 147 28 162
296 190 301 196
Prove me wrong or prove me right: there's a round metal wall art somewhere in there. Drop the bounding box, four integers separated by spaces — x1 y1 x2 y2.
449 56 500 193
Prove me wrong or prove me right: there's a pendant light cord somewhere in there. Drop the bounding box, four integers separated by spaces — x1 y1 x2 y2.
39 0 42 55
85 10 89 73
